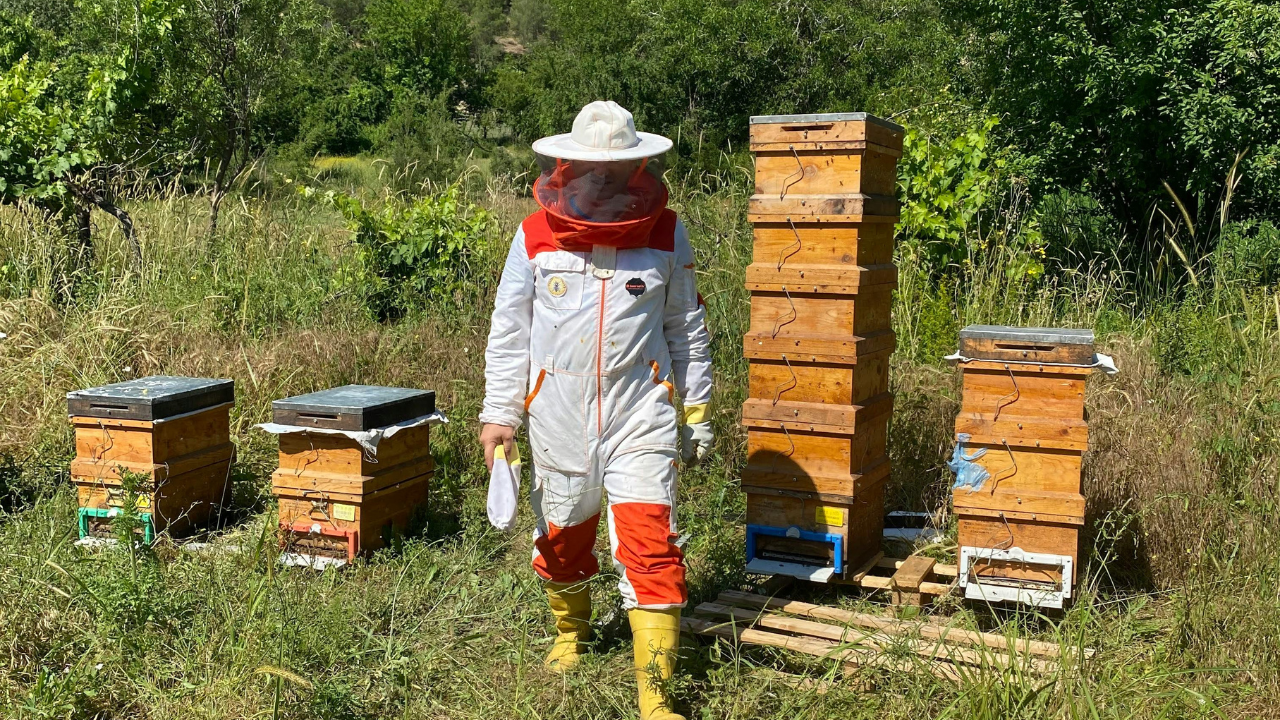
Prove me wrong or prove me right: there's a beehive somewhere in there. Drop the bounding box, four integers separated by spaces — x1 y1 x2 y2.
950 326 1097 608
68 376 236 541
272 385 435 562
742 112 904 582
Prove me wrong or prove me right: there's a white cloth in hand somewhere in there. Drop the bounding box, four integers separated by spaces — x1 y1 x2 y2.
486 444 522 532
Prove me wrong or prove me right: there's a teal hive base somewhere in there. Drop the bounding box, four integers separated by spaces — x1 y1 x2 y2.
78 507 155 544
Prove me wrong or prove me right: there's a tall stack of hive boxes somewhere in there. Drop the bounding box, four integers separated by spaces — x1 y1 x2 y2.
273 385 435 564
951 326 1095 608
68 376 236 542
741 113 904 582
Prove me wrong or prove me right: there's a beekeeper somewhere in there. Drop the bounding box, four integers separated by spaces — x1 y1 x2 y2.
479 100 712 720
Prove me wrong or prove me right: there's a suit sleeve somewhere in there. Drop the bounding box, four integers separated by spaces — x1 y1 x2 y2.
479 229 534 428
663 219 713 406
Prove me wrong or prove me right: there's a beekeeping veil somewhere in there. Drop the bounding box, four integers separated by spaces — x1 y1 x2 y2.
531 101 673 250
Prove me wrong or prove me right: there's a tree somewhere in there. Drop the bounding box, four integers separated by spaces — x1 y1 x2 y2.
0 48 142 262
364 0 476 105
488 0 961 172
947 0 1280 237
179 0 322 234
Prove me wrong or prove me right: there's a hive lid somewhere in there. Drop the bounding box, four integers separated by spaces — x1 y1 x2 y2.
67 376 235 421
960 325 1094 345
958 325 1095 365
749 112 904 133
272 385 436 431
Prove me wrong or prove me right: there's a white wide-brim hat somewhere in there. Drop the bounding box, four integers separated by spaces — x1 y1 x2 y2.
532 100 673 162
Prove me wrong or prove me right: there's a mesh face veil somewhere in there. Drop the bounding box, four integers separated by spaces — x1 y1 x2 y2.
533 153 668 225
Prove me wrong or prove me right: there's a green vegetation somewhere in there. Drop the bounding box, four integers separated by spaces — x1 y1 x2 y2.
2 0 1280 717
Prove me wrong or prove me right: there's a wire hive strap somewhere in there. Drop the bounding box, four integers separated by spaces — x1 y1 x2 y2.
779 146 805 201
992 364 1020 421
777 218 803 270
771 354 798 406
770 287 798 338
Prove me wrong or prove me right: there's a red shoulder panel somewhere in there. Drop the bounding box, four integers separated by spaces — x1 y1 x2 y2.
521 210 559 259
647 209 678 252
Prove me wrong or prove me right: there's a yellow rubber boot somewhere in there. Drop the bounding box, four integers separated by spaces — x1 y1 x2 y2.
544 581 592 672
629 608 686 720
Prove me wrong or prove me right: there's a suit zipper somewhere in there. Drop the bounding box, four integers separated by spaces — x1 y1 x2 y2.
596 277 606 436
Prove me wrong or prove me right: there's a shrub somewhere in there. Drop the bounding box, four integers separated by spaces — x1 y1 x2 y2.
1151 295 1243 379
371 90 468 191
325 185 497 318
487 146 536 195
912 282 961 364
364 0 477 105
489 0 961 175
948 0 1280 232
1212 219 1280 288
509 0 552 43
298 79 387 156
896 117 1045 281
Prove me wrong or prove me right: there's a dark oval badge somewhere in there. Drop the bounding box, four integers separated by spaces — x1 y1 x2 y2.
625 277 646 296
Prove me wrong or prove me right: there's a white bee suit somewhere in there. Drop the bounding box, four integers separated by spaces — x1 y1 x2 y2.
479 209 711 608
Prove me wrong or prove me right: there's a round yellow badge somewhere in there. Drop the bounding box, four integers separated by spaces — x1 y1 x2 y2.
547 275 568 297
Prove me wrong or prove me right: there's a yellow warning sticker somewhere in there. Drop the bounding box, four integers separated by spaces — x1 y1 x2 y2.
814 505 844 526
332 503 356 522
135 495 152 509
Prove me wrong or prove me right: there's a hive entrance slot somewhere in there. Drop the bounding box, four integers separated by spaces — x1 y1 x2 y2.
89 403 130 412
781 123 833 133
288 534 348 558
83 515 114 538
758 538 834 567
993 342 1055 352
972 557 1061 584
969 571 1061 592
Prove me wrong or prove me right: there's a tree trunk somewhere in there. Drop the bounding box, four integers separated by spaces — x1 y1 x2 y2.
209 120 238 236
72 181 141 262
209 185 227 236
74 202 93 267
94 198 139 262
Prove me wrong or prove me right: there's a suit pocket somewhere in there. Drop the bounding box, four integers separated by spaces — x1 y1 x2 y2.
526 371 588 474
534 251 586 311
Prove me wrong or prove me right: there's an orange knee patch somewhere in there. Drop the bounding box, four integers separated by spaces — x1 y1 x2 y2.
610 503 686 606
533 513 601 584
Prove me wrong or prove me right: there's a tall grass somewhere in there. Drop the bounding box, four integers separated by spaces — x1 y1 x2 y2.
1 171 1277 717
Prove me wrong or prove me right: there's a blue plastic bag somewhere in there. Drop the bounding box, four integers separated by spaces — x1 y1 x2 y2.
948 433 990 491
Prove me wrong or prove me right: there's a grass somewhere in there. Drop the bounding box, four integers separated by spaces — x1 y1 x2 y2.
1 165 1278 719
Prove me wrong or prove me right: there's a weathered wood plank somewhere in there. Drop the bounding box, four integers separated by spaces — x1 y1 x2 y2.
716 590 1085 659
697 602 1054 674
681 615 962 681
890 555 938 606
744 262 898 293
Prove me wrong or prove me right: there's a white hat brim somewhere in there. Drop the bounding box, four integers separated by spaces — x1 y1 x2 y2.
531 131 673 161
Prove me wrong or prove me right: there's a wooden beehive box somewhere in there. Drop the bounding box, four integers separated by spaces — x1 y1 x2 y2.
951 326 1096 607
748 113 904 223
745 479 886 582
743 112 904 581
68 376 235 540
272 385 435 562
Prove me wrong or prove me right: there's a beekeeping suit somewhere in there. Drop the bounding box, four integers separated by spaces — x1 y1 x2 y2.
479 101 711 720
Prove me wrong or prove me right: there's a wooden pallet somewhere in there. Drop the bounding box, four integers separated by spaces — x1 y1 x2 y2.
828 551 959 606
682 588 1093 683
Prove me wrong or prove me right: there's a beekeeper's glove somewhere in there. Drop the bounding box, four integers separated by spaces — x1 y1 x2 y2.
680 404 713 465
